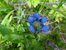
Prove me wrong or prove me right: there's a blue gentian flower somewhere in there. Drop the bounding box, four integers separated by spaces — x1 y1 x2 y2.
28 12 49 33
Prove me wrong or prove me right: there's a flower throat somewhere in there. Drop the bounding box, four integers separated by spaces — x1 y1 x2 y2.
34 21 41 30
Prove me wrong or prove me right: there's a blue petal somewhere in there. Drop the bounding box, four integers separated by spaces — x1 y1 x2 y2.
41 25 49 32
29 25 36 33
33 12 40 20
40 22 44 26
40 16 48 23
28 16 36 23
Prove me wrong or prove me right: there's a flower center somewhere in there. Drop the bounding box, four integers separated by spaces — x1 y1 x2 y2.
34 21 41 30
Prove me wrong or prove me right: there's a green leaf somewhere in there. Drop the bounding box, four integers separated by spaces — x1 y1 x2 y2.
32 0 40 7
1 10 14 26
0 25 13 35
8 15 13 25
27 0 32 8
27 0 40 7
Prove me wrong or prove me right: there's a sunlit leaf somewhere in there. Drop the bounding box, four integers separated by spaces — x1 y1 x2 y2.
1 10 14 26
